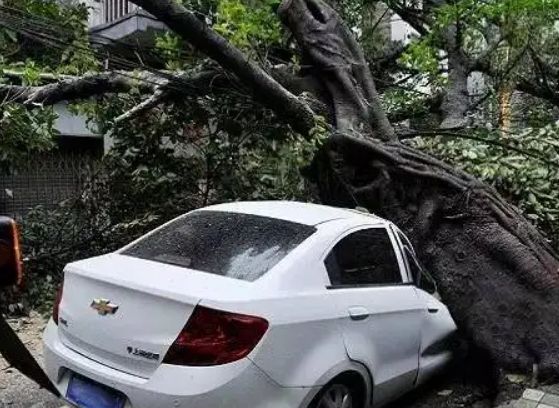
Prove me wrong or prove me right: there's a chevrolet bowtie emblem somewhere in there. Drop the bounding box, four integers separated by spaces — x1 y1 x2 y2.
91 299 119 316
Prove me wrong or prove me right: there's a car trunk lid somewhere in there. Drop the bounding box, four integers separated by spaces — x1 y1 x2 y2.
57 254 251 378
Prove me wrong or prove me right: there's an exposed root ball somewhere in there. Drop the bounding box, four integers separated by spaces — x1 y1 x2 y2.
311 134 559 376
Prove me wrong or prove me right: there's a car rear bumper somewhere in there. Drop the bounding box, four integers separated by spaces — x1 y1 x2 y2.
43 320 317 408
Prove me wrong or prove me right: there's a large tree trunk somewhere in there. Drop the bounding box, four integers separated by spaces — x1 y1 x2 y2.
441 50 471 128
278 0 395 141
311 135 559 375
279 0 559 377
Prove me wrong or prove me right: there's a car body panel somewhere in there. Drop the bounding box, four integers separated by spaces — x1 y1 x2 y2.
387 225 458 389
316 225 426 406
328 285 424 406
45 321 316 408
415 289 457 386
238 292 349 387
197 201 381 226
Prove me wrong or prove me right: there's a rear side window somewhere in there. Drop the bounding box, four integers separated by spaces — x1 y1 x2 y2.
122 211 316 282
325 228 402 287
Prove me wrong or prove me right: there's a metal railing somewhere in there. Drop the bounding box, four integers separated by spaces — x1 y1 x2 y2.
103 0 138 23
0 151 101 217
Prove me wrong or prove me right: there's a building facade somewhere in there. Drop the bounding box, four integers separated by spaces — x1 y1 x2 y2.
1 1 421 216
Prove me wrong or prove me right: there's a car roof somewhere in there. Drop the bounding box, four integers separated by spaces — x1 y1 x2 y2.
200 201 387 226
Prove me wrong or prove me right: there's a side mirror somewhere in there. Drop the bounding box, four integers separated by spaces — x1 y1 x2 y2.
0 217 23 288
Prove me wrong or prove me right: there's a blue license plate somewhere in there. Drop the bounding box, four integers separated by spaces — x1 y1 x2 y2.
66 374 126 408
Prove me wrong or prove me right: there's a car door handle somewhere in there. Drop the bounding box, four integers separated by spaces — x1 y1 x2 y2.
348 307 370 321
428 307 439 314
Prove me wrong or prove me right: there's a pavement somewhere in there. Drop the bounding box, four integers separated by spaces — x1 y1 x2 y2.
511 388 559 408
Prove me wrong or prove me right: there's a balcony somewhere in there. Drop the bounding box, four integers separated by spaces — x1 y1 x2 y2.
103 0 138 24
89 0 166 46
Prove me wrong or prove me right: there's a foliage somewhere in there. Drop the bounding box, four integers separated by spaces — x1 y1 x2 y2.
0 0 98 172
0 104 57 171
155 0 283 67
1 0 98 74
94 88 319 211
155 32 190 70
214 0 282 50
399 39 443 82
16 193 160 314
412 125 559 245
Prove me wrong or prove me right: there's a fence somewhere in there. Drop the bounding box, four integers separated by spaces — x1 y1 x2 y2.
0 151 101 218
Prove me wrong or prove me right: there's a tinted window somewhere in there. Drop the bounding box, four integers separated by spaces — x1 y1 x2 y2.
403 247 421 282
123 211 316 282
325 228 402 286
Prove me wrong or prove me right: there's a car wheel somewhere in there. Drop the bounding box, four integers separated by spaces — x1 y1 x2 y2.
313 382 355 408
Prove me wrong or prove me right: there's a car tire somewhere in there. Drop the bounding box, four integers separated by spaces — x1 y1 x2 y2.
309 377 363 408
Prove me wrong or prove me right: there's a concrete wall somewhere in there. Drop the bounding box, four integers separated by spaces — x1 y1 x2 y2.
86 0 104 27
390 14 417 43
54 103 99 138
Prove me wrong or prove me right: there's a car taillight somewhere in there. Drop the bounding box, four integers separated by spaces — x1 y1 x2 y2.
52 284 63 325
163 305 269 366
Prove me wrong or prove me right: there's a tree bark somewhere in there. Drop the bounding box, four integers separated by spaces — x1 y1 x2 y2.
441 50 471 128
0 72 140 106
308 134 559 374
278 0 395 141
0 70 219 107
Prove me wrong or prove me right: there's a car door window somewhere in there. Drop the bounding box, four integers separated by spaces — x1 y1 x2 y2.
403 247 422 283
397 232 438 294
325 228 402 287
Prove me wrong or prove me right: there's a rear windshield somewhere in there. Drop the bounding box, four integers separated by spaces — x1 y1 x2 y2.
122 210 316 282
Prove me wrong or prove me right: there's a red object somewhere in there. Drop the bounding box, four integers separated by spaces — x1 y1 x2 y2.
163 306 269 366
10 220 23 288
52 284 64 325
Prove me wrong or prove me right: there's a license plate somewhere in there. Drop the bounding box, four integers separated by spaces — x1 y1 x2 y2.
66 374 126 408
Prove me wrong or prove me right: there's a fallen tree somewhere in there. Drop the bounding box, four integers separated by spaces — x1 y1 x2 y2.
313 134 559 376
276 0 559 376
2 0 559 388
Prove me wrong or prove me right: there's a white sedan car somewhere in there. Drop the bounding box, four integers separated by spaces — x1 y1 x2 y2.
43 201 457 408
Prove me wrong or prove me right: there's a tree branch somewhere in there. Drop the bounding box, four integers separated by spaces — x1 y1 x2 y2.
0 69 242 110
114 88 167 124
0 72 151 107
388 2 429 36
128 0 316 135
